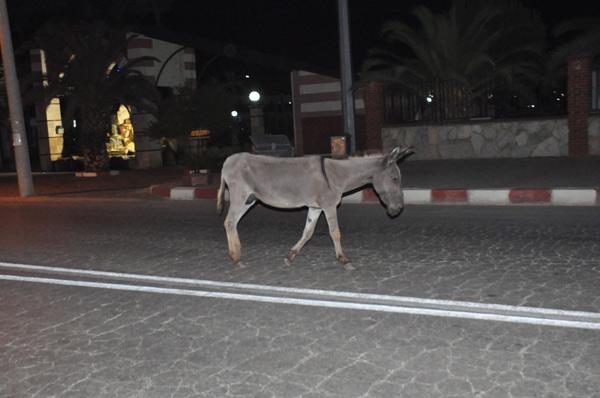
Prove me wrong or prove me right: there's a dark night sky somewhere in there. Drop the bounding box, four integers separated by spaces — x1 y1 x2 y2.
6 0 600 94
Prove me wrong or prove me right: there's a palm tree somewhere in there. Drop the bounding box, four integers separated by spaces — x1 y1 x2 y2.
22 21 159 171
552 17 600 62
360 0 546 112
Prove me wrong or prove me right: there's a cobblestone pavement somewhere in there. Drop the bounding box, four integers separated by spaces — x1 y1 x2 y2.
1 279 600 398
1 200 600 397
0 200 599 311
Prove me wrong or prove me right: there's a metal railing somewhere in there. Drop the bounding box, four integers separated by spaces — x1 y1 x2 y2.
383 79 567 124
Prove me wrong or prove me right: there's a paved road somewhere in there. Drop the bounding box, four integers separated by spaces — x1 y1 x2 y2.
1 199 599 397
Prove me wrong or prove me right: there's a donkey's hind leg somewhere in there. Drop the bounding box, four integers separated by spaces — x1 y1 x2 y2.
285 207 322 265
224 192 255 263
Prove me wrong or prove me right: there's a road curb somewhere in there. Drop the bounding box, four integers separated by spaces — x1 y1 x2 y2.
75 170 120 177
149 185 600 206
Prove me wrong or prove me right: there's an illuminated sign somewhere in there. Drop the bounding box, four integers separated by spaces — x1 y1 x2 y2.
190 129 210 138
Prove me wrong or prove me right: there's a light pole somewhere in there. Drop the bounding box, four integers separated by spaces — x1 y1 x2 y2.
0 0 34 196
337 0 356 154
248 90 264 136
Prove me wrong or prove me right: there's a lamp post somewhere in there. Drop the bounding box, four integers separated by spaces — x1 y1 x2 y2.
0 0 34 196
337 0 356 154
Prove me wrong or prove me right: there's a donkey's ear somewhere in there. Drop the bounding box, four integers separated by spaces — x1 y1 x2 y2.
387 146 415 165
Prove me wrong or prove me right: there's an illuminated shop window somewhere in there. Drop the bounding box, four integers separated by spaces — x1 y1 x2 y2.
107 105 135 158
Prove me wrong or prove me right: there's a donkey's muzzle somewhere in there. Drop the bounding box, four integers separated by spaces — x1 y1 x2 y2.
387 206 404 218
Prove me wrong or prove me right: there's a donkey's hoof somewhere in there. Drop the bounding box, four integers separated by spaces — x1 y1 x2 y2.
337 255 350 265
284 250 298 267
342 262 355 271
235 261 247 269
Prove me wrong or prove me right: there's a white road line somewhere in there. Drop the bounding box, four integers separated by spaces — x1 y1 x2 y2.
1 261 599 322
1 273 600 330
1 261 600 330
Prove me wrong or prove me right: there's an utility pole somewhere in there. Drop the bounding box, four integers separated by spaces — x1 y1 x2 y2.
337 0 356 154
0 0 34 196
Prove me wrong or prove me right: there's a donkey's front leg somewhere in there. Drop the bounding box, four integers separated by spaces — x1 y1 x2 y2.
285 207 322 265
323 208 353 269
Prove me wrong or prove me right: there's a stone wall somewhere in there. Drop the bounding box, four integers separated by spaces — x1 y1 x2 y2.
382 116 600 159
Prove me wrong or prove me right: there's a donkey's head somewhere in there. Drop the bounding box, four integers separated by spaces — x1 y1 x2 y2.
372 146 414 217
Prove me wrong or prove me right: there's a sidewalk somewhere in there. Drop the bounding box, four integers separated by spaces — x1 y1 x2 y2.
1 157 599 205
149 156 600 206
0 167 184 199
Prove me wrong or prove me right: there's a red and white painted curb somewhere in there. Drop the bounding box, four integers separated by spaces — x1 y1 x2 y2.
344 188 600 206
150 185 600 206
150 185 218 200
75 170 120 177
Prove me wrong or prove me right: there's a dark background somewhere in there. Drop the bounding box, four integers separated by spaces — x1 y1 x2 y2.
6 0 600 95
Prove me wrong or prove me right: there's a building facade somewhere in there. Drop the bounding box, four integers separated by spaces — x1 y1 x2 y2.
28 33 196 171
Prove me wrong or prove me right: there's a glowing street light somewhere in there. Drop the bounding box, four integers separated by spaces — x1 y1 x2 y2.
249 90 261 102
231 110 238 117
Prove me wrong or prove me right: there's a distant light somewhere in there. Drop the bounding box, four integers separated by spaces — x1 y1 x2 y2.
426 96 433 103
231 110 238 117
249 91 261 102
245 74 250 79
288 101 292 105
556 98 561 101
59 72 65 79
73 120 77 128
527 104 536 108
106 61 116 75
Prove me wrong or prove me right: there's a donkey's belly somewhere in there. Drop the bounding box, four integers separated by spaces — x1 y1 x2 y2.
254 192 316 209
247 174 334 209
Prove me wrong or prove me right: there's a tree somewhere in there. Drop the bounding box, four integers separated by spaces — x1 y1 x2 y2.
146 82 238 170
22 21 159 171
551 17 600 75
146 83 236 142
360 0 546 104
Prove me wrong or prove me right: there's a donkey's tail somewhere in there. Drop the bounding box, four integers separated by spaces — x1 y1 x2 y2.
217 176 227 215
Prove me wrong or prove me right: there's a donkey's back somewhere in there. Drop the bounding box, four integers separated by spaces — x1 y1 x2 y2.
218 153 333 211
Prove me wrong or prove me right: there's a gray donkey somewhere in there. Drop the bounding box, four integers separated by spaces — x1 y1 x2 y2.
217 146 414 268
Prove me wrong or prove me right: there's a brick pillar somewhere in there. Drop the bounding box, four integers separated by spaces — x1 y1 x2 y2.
567 55 591 156
363 81 384 152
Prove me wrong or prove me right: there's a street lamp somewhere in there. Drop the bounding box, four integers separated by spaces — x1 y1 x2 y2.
249 90 261 102
231 110 238 117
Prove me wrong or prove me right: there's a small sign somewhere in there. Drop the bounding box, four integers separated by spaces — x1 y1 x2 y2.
12 133 22 146
190 129 210 139
331 136 346 159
